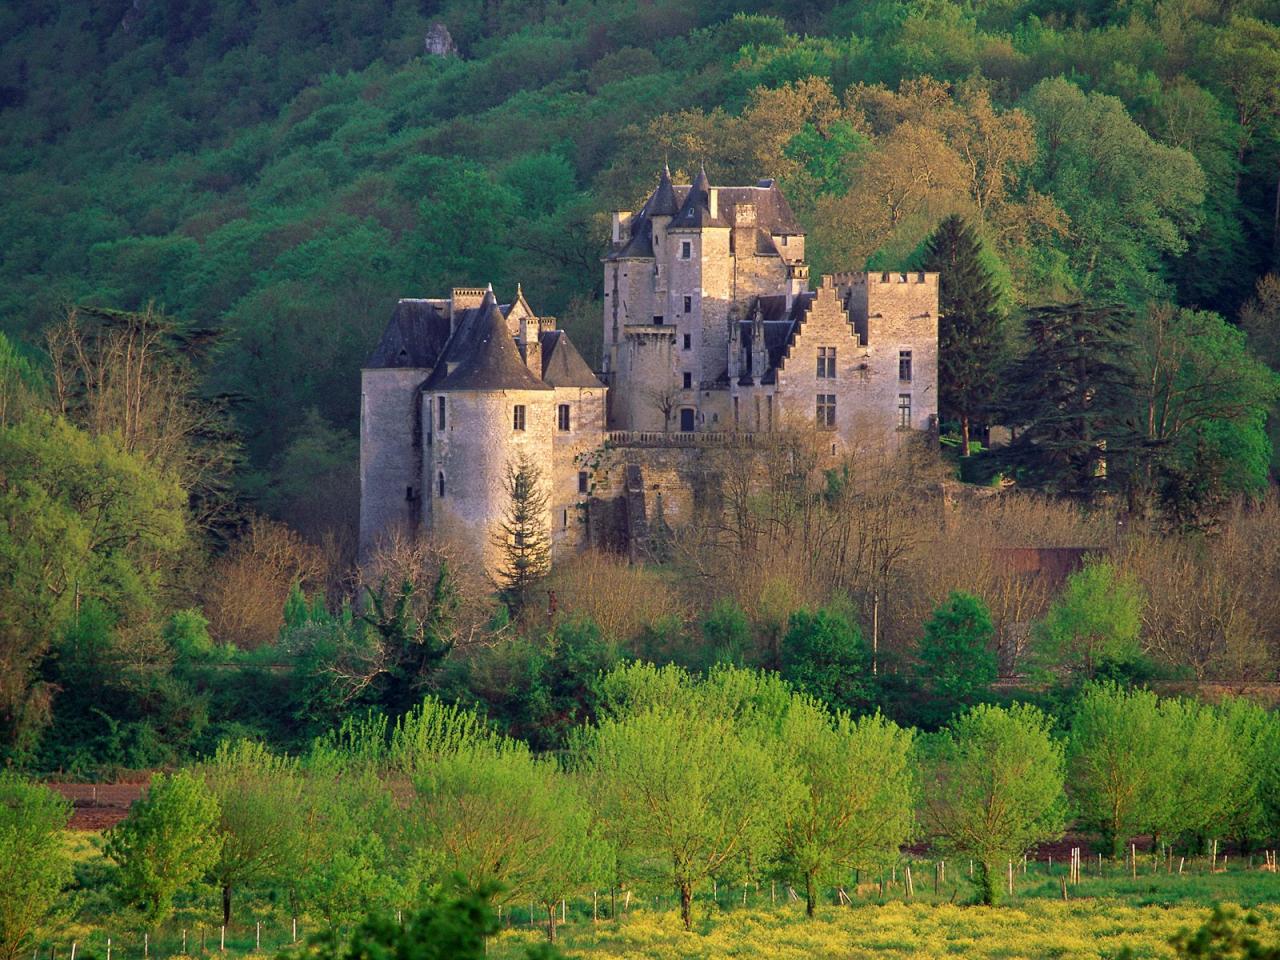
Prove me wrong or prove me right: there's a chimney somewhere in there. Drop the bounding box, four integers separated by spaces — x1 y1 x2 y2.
708 188 718 220
612 211 630 244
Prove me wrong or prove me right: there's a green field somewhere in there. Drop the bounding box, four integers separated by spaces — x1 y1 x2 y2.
52 830 1280 960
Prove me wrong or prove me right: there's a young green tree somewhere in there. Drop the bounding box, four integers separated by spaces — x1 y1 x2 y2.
1214 697 1280 849
0 777 72 960
998 301 1135 499
918 592 997 713
577 696 787 930
405 718 604 943
921 215 1007 456
921 703 1067 905
492 454 551 614
105 770 222 922
773 698 915 917
1067 683 1170 857
198 739 306 925
1149 698 1246 849
1034 560 1144 680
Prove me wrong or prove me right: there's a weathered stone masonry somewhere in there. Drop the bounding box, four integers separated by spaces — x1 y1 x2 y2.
360 168 939 576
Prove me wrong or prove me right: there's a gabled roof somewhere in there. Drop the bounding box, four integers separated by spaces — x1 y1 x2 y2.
540 330 604 388
365 299 452 368
737 293 817 385
425 292 552 391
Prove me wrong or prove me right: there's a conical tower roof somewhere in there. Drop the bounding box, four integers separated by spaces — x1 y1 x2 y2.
671 164 725 228
426 291 551 391
648 161 679 218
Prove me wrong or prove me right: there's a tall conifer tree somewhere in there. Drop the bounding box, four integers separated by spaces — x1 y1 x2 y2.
999 302 1134 499
922 215 1006 456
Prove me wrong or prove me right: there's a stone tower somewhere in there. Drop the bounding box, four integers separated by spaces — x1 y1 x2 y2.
360 286 605 574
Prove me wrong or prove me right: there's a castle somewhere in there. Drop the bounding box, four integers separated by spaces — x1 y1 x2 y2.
360 166 939 574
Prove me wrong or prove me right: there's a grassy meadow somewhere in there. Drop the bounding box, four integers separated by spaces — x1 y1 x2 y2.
53 827 1280 960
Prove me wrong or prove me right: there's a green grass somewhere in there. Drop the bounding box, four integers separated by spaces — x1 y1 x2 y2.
51 834 1280 960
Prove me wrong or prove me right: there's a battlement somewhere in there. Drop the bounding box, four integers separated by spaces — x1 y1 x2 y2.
450 287 489 312
831 270 937 288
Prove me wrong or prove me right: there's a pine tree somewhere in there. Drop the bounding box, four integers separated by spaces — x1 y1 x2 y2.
493 454 551 613
921 215 1007 456
998 301 1134 500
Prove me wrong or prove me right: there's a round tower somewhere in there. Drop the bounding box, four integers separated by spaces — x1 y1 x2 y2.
423 291 555 578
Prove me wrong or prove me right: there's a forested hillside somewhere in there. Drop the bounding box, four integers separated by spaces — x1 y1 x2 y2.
5 0 1280 773
3 0 1278 497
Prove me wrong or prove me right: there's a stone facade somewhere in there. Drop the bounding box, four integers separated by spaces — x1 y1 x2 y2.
359 168 939 577
603 166 935 445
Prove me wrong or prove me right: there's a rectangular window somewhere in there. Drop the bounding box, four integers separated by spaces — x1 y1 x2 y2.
683 333 691 350
898 394 912 429
513 405 526 431
437 472 445 497
680 240 691 259
780 235 789 246
653 315 664 325
578 470 589 494
557 404 570 431
817 394 836 430
899 350 913 382
683 295 692 313
562 509 568 530
437 396 446 430
816 347 836 379
683 371 692 389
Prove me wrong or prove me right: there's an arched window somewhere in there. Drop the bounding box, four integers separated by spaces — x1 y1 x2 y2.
437 471 445 497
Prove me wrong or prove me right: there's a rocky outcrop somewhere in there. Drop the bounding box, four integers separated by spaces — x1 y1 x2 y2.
424 22 457 57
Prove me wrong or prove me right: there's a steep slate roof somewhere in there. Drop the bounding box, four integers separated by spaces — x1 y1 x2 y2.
606 168 806 260
736 293 817 385
648 162 680 217
670 166 726 229
540 330 604 388
365 299 452 368
425 292 552 391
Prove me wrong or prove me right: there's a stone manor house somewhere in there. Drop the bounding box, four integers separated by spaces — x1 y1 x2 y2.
359 165 939 573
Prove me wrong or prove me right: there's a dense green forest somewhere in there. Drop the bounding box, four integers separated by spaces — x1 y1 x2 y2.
5 0 1280 773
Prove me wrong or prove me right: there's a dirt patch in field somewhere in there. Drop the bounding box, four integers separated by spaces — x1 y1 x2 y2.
51 782 148 831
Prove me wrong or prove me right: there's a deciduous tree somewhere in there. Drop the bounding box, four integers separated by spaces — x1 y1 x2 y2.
921 703 1066 905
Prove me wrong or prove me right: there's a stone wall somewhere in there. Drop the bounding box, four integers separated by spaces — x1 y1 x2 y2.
549 385 606 556
359 367 428 562
770 273 938 447
426 387 555 575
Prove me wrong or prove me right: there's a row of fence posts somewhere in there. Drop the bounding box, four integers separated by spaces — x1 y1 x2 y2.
37 920 297 960
35 850 1280 960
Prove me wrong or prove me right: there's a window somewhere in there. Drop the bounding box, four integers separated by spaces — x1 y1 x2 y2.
653 315 664 325
898 394 912 429
437 396 446 430
683 371 692 389
437 471 445 497
683 295 692 313
816 347 836 379
683 333 691 350
817 394 836 430
780 235 789 246
557 404 570 431
899 350 912 382
680 240 692 259
406 486 415 502
513 405 526 431
562 509 568 530
578 470 589 494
